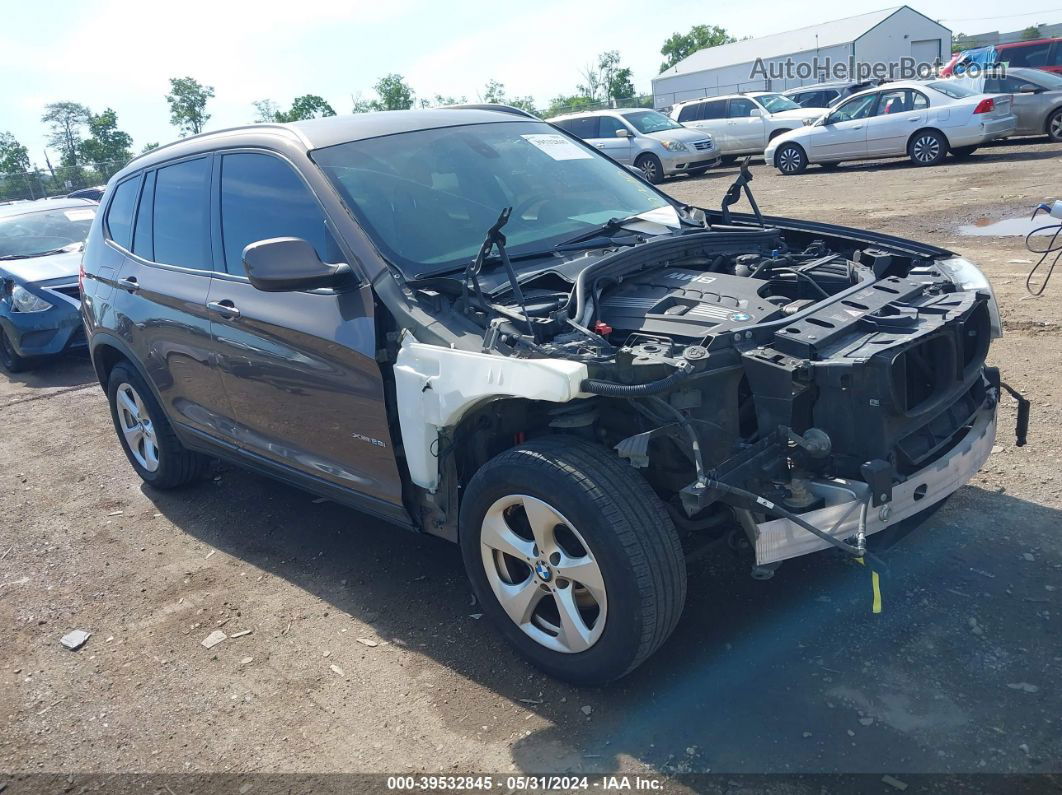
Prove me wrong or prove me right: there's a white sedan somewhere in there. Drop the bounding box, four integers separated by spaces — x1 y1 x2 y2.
764 80 1017 175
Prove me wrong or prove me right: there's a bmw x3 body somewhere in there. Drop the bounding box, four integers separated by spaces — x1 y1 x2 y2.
81 108 1019 684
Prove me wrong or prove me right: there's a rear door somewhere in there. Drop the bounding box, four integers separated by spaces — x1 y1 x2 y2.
586 116 633 163
205 150 406 512
114 156 231 440
866 88 928 156
725 98 765 152
810 93 876 159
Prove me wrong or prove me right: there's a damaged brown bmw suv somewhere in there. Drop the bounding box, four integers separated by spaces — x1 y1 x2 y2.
80 107 1026 684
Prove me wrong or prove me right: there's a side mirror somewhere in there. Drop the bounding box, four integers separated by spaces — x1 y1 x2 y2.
614 128 630 138
1018 84 1040 93
817 116 832 127
243 237 350 292
749 108 763 118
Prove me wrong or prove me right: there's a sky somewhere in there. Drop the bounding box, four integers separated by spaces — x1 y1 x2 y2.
1 0 1059 168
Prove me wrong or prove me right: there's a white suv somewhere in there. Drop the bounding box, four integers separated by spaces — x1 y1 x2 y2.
669 92 823 157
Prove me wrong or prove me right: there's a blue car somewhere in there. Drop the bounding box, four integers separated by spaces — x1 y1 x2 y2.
0 198 97 372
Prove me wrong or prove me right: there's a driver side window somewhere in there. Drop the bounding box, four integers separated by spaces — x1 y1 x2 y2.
829 94 877 123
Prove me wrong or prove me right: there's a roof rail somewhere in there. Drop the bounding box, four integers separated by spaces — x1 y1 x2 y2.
442 103 538 119
124 123 300 167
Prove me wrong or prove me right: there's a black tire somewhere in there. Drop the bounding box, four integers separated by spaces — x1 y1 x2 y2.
0 328 32 373
635 153 664 184
819 161 841 170
106 361 212 489
719 155 739 165
459 437 686 685
686 166 710 177
775 142 808 175
1046 108 1062 142
950 145 978 159
908 129 948 166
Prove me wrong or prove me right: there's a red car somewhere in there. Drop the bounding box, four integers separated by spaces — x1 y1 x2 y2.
943 38 1062 77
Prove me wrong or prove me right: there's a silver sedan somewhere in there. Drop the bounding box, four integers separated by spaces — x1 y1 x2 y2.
953 67 1062 142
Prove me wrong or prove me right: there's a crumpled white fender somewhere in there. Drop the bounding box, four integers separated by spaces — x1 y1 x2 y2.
393 333 589 491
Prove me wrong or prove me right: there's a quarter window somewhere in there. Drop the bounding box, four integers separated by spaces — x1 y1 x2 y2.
132 171 155 259
677 103 703 123
559 117 601 139
105 176 140 250
152 158 212 269
219 153 339 275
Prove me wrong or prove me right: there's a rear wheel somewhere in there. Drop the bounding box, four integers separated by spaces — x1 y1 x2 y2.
1047 108 1062 142
908 130 948 166
775 143 808 175
635 153 664 184
0 328 32 373
107 362 212 489
950 145 978 159
459 437 686 685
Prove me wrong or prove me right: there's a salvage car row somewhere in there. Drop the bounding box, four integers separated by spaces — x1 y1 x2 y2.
549 69 1062 181
1 106 1021 687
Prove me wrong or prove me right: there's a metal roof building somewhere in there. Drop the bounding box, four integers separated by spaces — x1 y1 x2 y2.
653 6 951 108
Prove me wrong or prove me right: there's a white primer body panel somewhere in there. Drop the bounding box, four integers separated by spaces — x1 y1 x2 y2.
394 334 590 491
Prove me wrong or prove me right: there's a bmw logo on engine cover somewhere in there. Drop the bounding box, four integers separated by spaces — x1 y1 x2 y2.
535 561 552 582
729 311 752 322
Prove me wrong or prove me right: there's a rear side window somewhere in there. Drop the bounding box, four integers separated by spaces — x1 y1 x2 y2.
677 103 703 122
152 158 212 269
132 171 156 260
105 177 140 250
219 153 340 275
701 100 726 120
1004 42 1052 68
560 117 601 139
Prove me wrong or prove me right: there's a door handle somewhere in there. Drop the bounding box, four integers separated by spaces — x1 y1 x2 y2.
120 276 139 293
594 143 606 148
851 125 863 130
206 299 240 319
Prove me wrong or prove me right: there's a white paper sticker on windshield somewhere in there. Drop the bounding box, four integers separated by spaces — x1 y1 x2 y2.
64 209 95 221
521 134 592 161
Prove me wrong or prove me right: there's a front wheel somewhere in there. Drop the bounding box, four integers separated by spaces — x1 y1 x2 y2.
0 328 32 373
775 143 808 175
459 437 686 685
635 153 664 184
908 130 948 166
1046 109 1062 142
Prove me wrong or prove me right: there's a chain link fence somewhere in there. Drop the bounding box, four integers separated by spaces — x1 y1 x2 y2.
1 159 128 203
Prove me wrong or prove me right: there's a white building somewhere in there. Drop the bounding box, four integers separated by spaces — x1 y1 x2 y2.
653 6 951 109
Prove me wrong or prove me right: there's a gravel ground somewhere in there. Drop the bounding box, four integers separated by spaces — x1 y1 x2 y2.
1 138 1060 781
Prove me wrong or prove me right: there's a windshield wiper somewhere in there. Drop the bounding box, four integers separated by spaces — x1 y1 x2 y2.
554 214 652 250
0 246 74 261
465 208 539 342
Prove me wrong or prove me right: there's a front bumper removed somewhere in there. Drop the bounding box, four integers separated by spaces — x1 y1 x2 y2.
750 402 997 565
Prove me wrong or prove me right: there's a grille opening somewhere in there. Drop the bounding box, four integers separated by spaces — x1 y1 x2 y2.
891 335 955 413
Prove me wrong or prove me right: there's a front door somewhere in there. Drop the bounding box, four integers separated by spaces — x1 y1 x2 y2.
725 98 766 152
205 151 406 512
810 93 876 160
588 117 633 163
866 88 928 156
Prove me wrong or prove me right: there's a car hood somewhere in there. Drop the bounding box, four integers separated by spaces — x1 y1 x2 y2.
770 107 825 122
643 126 713 143
0 249 82 284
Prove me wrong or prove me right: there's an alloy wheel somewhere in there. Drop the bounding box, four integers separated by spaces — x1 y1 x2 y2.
1050 112 1062 142
639 159 658 181
912 134 940 163
479 494 607 654
777 145 803 173
115 382 160 472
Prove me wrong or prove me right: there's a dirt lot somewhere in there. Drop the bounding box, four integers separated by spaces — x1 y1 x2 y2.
2 139 1060 783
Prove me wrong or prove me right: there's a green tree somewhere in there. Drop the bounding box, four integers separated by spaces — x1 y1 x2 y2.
79 108 133 178
1020 25 1042 41
0 131 31 174
418 94 468 108
140 142 160 154
352 74 416 112
544 94 595 117
0 131 39 200
598 51 635 102
480 79 537 113
659 24 735 72
41 101 90 167
166 77 215 136
257 94 337 122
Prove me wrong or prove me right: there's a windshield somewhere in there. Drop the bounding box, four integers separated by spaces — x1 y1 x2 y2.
0 205 96 258
927 81 978 99
622 110 684 134
312 121 674 276
755 93 802 113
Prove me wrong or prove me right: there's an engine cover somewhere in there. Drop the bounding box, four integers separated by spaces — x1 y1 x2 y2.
598 269 782 339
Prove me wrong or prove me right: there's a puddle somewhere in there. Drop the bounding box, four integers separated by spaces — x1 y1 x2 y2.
958 215 1061 237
